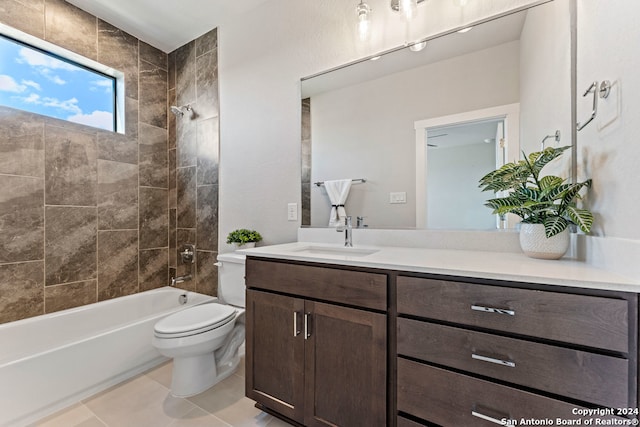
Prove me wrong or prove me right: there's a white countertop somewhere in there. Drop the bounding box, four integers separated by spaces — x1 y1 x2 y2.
240 242 640 293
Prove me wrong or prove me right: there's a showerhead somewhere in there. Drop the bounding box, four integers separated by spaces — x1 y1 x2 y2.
170 105 192 117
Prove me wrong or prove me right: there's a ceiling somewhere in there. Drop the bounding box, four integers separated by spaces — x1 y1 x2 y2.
301 9 526 98
66 0 271 53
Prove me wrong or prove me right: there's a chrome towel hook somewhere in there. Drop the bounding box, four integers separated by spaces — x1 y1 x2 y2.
577 80 611 131
541 130 561 150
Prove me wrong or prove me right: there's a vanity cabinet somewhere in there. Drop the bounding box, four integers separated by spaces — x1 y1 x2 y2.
396 275 638 426
245 258 388 427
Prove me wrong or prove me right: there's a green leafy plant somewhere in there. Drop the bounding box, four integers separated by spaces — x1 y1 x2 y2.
226 229 263 245
478 146 593 238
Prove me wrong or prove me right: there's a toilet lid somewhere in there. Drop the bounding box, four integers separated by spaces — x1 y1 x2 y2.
154 303 236 337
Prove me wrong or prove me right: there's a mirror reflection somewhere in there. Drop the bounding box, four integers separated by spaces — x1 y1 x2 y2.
301 0 572 230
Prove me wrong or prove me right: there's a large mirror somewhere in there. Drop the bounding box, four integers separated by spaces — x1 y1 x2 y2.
301 0 573 229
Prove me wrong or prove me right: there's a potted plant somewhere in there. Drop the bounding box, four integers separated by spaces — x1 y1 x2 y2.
478 146 593 259
226 229 263 248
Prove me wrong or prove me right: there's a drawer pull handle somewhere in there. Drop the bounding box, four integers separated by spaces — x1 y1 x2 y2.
304 313 312 340
472 410 508 425
472 353 516 368
293 311 301 337
471 305 515 316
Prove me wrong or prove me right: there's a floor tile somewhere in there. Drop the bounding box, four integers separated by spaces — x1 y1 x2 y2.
33 356 298 427
31 403 96 427
265 417 297 427
146 360 174 389
206 396 275 427
167 407 230 427
83 375 196 427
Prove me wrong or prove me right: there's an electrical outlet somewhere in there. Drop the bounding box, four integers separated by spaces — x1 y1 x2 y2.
389 192 407 204
287 203 298 221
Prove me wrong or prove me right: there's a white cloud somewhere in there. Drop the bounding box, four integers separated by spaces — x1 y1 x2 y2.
19 93 82 114
17 47 76 71
90 79 113 93
92 80 113 87
0 74 27 93
40 69 66 85
21 80 41 91
21 93 41 103
42 97 81 114
67 110 113 131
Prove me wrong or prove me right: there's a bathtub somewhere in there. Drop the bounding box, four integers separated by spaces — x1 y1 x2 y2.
0 286 215 427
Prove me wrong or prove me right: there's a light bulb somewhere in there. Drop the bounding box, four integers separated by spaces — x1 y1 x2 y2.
398 0 418 21
409 41 427 52
356 1 372 42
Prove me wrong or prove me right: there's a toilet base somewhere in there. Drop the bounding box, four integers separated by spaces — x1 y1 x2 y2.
169 352 241 397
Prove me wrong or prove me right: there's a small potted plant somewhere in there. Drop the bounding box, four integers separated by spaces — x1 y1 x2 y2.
478 146 593 259
226 228 263 248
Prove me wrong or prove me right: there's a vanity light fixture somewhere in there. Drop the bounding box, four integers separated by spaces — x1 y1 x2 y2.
356 0 372 42
409 40 427 52
390 0 426 20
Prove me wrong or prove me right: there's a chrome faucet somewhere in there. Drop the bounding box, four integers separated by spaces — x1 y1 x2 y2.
171 274 192 286
336 216 353 247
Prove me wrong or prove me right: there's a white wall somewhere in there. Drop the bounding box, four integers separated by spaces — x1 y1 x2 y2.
576 0 640 240
519 0 572 179
309 42 519 228
218 0 546 247
427 142 497 229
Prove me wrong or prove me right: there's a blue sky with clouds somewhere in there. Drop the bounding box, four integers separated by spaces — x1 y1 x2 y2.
0 35 114 131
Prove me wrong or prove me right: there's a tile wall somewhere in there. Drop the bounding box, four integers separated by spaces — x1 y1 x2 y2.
168 29 219 297
301 98 311 225
0 0 220 324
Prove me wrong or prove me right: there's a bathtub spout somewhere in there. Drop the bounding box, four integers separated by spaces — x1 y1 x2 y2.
171 274 192 286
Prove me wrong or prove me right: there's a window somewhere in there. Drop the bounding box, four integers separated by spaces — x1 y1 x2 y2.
0 33 118 132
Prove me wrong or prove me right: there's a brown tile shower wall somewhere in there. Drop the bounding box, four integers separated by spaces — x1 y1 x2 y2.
301 98 312 226
0 0 170 324
168 29 219 297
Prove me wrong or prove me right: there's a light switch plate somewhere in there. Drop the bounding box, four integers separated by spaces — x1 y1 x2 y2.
389 192 407 204
287 203 298 221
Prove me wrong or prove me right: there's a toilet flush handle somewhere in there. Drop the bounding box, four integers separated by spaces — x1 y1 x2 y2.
214 262 222 267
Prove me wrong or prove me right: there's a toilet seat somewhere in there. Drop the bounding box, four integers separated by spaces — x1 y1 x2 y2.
154 303 237 339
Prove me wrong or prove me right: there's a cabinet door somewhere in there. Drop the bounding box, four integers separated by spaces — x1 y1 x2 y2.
304 301 387 427
246 289 305 423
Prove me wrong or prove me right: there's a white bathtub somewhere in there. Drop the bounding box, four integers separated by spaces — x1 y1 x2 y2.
0 286 215 427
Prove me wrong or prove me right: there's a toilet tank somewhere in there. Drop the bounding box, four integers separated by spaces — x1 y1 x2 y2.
217 252 246 307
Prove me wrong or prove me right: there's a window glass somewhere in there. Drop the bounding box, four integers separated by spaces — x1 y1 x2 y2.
0 34 115 132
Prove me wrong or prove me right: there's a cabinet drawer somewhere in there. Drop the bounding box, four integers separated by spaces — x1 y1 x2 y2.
398 359 624 427
397 276 629 352
246 258 387 310
397 318 629 408
397 416 426 427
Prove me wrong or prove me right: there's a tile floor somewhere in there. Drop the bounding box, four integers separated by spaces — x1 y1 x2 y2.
32 358 295 427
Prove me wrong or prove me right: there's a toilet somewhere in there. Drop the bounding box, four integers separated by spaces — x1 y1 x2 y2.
152 252 246 397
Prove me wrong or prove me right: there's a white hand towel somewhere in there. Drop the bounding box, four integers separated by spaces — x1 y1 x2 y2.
324 179 352 227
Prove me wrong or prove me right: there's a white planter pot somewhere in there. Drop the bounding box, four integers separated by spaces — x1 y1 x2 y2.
234 242 256 249
519 223 569 260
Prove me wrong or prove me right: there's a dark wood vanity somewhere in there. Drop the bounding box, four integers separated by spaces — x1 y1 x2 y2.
245 256 638 427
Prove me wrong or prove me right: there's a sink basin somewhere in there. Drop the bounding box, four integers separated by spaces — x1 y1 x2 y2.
292 245 379 257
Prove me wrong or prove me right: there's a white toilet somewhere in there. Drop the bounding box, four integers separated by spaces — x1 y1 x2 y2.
152 252 246 397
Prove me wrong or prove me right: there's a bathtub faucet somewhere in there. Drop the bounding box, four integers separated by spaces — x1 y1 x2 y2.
171 274 192 286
